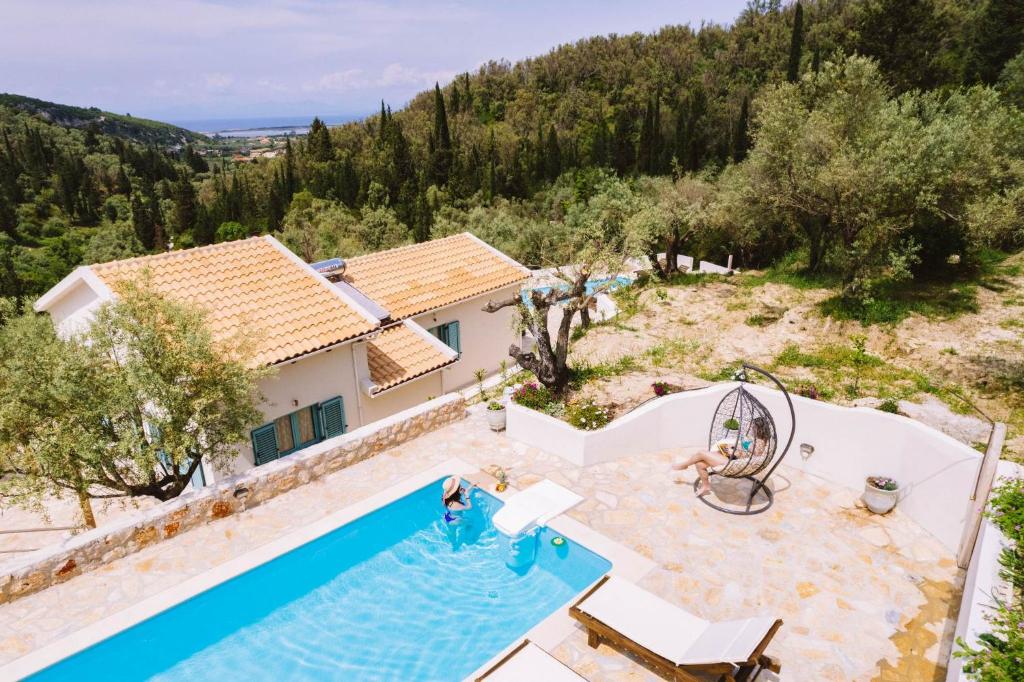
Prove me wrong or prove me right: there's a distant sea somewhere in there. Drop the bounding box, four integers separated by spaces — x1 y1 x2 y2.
170 114 361 138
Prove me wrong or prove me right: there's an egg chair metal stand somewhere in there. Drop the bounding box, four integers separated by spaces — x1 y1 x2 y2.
693 363 796 515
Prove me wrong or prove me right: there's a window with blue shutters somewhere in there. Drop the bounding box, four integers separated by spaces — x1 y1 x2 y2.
251 396 346 465
319 397 347 438
428 320 461 354
251 423 279 465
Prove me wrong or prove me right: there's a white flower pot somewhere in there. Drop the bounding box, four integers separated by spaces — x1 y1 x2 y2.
486 407 506 432
863 482 899 514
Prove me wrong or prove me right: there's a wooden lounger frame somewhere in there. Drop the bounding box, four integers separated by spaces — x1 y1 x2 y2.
475 638 581 681
568 576 783 682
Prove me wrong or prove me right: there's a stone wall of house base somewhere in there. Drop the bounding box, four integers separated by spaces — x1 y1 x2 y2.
0 393 466 605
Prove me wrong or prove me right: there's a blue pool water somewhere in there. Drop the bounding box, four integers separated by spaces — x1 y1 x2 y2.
521 275 633 305
30 480 610 681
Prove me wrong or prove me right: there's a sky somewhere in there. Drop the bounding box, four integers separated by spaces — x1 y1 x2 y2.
1 1 750 126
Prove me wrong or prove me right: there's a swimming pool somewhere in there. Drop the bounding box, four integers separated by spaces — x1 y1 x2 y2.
29 479 610 681
521 275 632 305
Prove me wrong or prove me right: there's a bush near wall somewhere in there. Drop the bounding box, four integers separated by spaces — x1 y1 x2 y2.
956 476 1024 679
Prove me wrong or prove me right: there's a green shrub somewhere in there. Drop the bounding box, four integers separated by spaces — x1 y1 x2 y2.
565 400 612 430
955 477 1024 679
878 398 899 414
511 382 553 410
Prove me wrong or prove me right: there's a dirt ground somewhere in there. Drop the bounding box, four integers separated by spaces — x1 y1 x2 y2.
567 265 1024 459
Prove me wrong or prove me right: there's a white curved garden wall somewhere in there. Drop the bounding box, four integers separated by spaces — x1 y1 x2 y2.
507 382 984 552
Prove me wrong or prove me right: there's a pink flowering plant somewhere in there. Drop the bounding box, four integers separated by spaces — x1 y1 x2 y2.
955 476 1024 677
651 381 675 397
511 382 553 411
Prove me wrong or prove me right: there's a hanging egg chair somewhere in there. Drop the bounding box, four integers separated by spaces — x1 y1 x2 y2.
694 364 795 515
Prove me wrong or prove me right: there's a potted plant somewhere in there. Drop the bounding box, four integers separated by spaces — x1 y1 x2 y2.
486 400 506 431
722 417 740 439
864 476 900 514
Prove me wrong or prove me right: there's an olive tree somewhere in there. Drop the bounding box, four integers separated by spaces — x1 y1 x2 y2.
0 278 267 527
628 175 714 278
732 55 1024 290
482 175 642 393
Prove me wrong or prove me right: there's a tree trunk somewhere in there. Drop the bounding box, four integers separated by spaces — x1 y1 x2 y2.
78 490 96 529
647 251 666 279
580 306 591 329
806 217 827 273
665 230 681 275
482 271 588 395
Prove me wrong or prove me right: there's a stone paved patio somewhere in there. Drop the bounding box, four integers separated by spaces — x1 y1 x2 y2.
0 406 962 680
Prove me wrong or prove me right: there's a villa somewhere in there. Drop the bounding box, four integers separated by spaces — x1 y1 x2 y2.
33 232 530 481
3 235 1017 682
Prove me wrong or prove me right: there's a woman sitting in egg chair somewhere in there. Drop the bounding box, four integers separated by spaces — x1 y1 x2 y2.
672 416 771 497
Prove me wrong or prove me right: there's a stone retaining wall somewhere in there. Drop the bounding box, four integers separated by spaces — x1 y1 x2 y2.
0 393 466 605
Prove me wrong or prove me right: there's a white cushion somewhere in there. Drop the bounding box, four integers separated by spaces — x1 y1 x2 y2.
483 642 584 681
577 577 776 666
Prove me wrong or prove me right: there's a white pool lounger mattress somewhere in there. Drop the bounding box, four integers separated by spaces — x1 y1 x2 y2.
479 641 584 681
492 479 583 537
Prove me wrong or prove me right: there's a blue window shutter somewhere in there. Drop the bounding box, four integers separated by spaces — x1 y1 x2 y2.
251 423 279 465
319 397 347 438
448 321 461 354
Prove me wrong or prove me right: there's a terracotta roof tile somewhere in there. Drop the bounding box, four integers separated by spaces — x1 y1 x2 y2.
89 237 377 366
343 233 529 319
366 322 456 392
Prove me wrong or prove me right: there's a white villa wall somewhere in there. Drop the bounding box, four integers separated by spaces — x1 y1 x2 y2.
362 371 444 423
229 344 364 476
46 280 103 338
413 284 520 391
508 382 984 552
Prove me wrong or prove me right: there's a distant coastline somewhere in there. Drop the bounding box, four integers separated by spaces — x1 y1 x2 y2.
170 114 362 138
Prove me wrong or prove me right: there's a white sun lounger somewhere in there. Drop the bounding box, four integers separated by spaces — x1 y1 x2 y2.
569 576 782 681
492 479 583 537
474 640 585 681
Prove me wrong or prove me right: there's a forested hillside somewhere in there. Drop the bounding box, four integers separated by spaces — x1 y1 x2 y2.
1 0 1022 305
0 94 203 146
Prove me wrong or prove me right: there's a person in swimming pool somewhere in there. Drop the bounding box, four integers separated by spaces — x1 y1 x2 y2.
442 475 477 524
672 417 771 497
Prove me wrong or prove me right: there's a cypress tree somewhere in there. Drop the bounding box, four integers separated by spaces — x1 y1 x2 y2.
485 128 497 201
787 1 804 83
732 96 750 163
132 190 155 250
590 114 609 168
306 117 333 162
637 99 654 174
812 45 821 74
461 73 473 114
283 138 296 198
171 170 197 237
682 87 706 172
378 100 388 140
450 83 461 115
674 100 688 169
544 125 561 181
611 106 636 176
431 83 453 185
